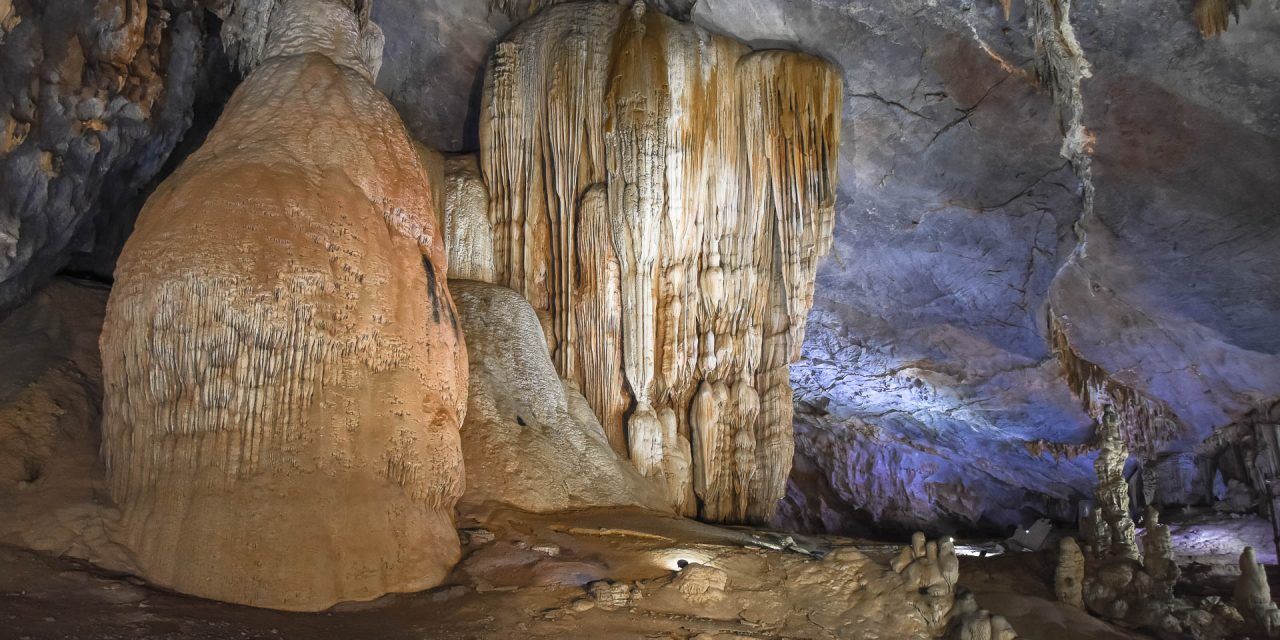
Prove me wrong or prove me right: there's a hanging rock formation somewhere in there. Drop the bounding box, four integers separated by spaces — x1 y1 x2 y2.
450 279 671 514
478 0 842 523
98 0 467 611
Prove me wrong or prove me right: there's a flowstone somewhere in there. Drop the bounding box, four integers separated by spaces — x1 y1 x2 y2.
98 0 467 610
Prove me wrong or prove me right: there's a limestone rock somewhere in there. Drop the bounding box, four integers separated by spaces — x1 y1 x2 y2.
1235 546 1280 636
479 0 841 523
450 279 671 514
441 154 495 282
588 580 636 611
98 0 466 611
1054 537 1085 609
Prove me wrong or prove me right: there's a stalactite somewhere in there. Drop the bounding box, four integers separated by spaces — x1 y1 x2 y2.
1049 311 1179 458
477 1 841 523
575 184 631 453
1194 0 1252 36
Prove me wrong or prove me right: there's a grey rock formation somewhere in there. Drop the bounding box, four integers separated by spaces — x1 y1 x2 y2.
0 0 210 314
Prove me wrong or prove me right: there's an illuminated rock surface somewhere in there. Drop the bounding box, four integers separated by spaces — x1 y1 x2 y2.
478 1 842 523
98 0 467 611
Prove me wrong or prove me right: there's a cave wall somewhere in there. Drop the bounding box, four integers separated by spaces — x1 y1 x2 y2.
0 0 211 314
0 0 1277 538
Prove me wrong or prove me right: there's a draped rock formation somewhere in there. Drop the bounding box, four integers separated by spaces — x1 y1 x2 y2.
451 279 670 513
99 0 467 611
478 0 842 523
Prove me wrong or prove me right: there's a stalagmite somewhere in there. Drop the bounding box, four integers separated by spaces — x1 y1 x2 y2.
1055 537 1085 609
1094 406 1140 560
98 0 467 611
1141 507 1179 598
478 0 841 523
1235 546 1280 635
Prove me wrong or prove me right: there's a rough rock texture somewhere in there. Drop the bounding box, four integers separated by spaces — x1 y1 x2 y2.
0 0 209 313
450 279 670 514
98 0 466 611
440 154 494 282
478 1 842 523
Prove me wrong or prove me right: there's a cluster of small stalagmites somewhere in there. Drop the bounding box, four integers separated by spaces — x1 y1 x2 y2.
1077 506 1252 638
99 0 466 611
948 591 1021 640
891 532 959 597
478 0 841 523
887 532 1013 637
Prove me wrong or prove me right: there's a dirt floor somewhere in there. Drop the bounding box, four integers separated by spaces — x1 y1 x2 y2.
0 508 1160 640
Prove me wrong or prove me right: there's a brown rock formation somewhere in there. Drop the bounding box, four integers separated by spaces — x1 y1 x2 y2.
98 0 466 611
479 0 842 523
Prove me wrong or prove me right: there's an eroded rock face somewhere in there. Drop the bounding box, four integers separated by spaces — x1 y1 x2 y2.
450 279 670 514
0 0 208 314
479 1 842 523
99 0 466 611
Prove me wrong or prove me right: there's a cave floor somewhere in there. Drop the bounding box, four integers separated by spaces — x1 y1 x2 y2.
0 506 1155 640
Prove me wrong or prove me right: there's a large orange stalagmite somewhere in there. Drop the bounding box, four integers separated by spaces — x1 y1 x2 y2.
98 0 467 611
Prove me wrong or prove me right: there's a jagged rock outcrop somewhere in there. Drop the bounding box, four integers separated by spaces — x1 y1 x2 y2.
478 0 842 523
98 0 466 611
0 0 209 314
450 279 670 514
